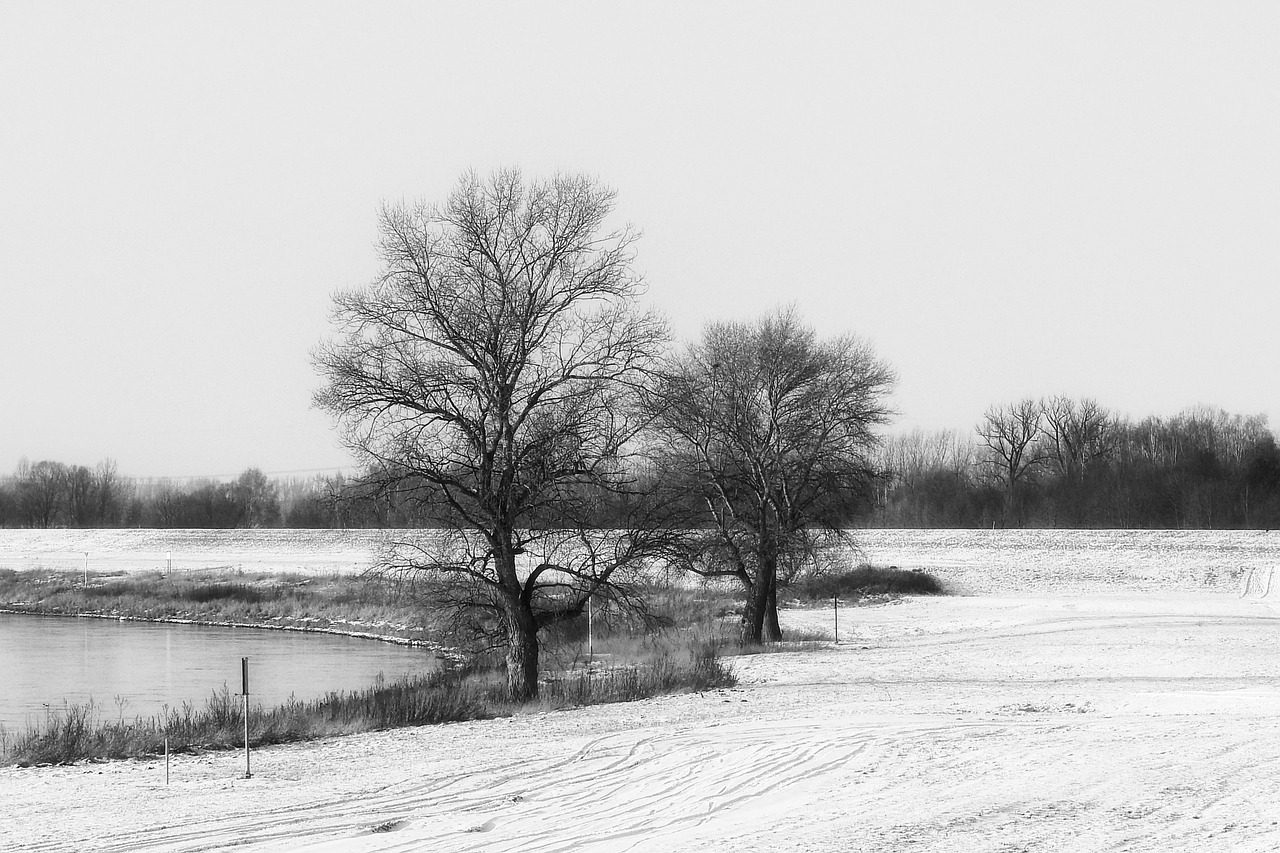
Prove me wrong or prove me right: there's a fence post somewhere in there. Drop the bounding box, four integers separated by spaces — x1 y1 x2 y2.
833 596 839 644
241 657 251 779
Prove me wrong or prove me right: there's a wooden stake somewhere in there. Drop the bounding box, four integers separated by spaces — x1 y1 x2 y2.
241 657 251 779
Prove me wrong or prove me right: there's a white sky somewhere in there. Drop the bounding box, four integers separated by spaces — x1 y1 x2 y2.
2 2 1277 479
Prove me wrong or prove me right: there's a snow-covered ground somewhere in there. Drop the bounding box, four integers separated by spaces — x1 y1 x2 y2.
847 528 1279 594
3 528 1278 593
0 528 394 577
5 530 1280 851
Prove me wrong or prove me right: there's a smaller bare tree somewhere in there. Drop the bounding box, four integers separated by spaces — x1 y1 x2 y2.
648 308 894 644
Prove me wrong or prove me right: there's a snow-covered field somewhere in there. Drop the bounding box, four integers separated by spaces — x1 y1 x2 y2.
2 528 1277 594
5 529 1280 851
0 528 394 577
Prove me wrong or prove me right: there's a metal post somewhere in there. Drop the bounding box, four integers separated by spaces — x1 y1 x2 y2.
833 596 839 644
83 552 88 587
241 657 251 779
587 596 593 665
165 737 170 785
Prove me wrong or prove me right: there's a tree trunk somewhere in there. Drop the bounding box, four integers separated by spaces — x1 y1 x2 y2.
741 538 782 645
739 577 768 645
504 603 541 701
764 575 783 642
758 536 782 643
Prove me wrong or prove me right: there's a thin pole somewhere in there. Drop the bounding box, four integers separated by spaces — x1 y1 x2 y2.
587 596 593 664
83 553 88 587
833 596 839 644
241 657 251 779
165 737 170 785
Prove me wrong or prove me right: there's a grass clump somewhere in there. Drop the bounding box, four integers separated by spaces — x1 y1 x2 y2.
541 644 735 708
1 667 496 767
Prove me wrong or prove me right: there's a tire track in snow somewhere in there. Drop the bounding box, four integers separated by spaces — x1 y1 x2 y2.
25 717 1004 853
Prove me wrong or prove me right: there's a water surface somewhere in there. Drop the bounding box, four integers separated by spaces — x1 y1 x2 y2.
0 614 437 731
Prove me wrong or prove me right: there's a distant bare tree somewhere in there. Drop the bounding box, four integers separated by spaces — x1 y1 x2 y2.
1041 396 1117 481
151 482 184 528
231 467 281 528
315 170 668 699
15 459 67 528
93 459 126 526
64 464 95 527
977 399 1047 520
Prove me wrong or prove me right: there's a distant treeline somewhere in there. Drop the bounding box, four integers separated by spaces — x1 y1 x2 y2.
0 460 633 530
871 401 1280 529
0 462 296 529
2 401 1277 530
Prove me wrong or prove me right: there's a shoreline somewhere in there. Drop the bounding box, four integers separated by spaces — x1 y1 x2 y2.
0 604 464 662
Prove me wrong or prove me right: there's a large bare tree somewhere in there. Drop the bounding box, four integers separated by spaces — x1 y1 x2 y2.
648 309 895 644
314 170 667 699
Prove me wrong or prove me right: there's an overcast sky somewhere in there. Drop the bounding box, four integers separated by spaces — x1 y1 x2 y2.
2 2 1276 479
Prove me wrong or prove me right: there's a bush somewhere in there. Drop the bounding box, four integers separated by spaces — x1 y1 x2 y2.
183 582 275 605
793 564 944 600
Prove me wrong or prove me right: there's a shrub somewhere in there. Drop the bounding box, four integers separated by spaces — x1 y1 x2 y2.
183 582 275 605
793 564 944 600
540 644 735 707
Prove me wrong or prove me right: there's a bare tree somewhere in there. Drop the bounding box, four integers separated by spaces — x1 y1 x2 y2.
314 170 668 699
230 467 281 528
977 399 1047 520
1041 396 1117 481
93 459 126 526
648 308 895 644
15 459 67 528
64 464 95 527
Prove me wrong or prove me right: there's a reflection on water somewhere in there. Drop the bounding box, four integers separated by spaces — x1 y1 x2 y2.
0 614 437 731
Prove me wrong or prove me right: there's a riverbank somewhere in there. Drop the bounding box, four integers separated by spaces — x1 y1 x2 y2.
0 604 450 652
0 567 446 648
